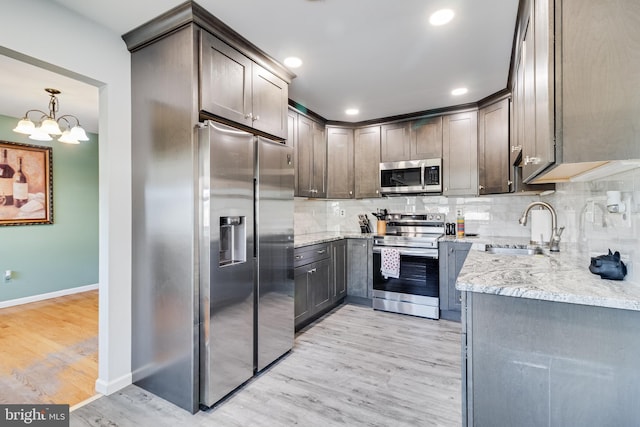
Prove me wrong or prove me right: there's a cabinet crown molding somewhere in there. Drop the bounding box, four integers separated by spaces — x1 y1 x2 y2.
122 0 295 83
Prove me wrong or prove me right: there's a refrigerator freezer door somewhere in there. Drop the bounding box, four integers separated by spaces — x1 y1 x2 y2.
199 121 255 407
255 137 295 371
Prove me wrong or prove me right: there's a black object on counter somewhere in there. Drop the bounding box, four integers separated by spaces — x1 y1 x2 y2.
589 249 627 280
446 223 456 235
358 214 372 234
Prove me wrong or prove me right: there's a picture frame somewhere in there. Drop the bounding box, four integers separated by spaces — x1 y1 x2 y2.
0 140 53 226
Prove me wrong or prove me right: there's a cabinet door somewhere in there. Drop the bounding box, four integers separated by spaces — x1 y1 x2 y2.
521 0 555 181
438 242 471 315
331 240 347 301
294 265 311 326
311 258 332 314
347 239 369 298
449 243 471 312
326 127 354 199
252 64 288 139
200 31 252 127
354 126 381 199
296 115 314 197
312 122 327 198
438 242 452 312
532 0 554 173
512 50 525 165
442 112 478 196
411 117 442 159
521 10 536 178
287 109 297 149
380 122 410 162
561 0 640 163
479 98 511 194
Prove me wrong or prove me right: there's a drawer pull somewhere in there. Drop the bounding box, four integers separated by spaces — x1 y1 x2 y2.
316 249 326 254
307 268 317 274
295 255 303 260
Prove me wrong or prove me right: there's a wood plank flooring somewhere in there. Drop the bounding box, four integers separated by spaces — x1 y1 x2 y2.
0 290 98 406
71 304 461 426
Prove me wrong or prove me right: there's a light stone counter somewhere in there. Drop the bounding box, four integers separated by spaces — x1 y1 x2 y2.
295 232 373 248
457 243 640 311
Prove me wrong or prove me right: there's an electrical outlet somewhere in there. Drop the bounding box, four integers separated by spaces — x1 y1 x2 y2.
339 209 346 217
4 270 12 282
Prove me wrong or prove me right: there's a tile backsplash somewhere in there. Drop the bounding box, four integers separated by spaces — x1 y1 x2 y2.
295 168 640 283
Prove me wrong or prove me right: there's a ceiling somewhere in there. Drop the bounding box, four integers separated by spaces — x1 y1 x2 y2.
1 0 520 132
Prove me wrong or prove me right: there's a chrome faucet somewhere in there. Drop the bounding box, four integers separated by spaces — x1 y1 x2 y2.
518 201 565 252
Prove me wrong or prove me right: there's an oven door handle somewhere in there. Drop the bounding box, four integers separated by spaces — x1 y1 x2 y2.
372 247 438 259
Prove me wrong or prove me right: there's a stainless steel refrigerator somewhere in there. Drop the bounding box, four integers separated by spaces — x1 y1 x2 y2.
198 121 294 407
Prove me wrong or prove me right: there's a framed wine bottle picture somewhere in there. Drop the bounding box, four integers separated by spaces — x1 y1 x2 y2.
0 140 53 226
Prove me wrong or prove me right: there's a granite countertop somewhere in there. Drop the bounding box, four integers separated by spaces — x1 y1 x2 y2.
295 232 373 248
457 243 640 311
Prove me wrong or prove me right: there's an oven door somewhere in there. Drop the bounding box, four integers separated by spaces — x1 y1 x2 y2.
371 247 439 319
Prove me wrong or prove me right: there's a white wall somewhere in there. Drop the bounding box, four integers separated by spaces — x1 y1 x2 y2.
0 0 132 394
544 168 640 282
296 168 640 283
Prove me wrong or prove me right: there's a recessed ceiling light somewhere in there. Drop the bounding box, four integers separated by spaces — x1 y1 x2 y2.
345 108 359 116
451 87 468 96
284 57 303 68
429 9 455 26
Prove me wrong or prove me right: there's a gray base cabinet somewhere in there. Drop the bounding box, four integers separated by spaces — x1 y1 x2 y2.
346 239 372 300
439 241 471 321
463 292 640 426
332 240 347 300
294 241 346 330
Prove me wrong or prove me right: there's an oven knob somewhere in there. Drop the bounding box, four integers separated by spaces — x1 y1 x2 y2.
435 214 442 221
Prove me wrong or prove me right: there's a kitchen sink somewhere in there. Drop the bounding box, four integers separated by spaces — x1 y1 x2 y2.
485 244 543 256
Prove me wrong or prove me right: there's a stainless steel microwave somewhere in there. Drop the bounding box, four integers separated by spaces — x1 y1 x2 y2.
379 159 442 195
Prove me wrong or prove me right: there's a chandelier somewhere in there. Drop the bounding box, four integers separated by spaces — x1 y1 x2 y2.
13 88 89 144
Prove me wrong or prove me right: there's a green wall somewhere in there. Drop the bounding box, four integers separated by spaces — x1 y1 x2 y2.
0 114 98 302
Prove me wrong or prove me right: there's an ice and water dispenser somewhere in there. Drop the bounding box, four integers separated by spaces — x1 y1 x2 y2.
219 216 246 266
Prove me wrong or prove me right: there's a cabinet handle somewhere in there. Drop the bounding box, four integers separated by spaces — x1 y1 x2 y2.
295 255 303 260
317 249 326 254
253 115 260 121
479 184 485 190
349 191 353 195
524 156 540 165
307 268 317 274
244 112 253 120
511 145 521 152
507 180 513 186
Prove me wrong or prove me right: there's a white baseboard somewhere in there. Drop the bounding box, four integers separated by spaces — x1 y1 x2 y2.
95 373 132 395
0 283 99 309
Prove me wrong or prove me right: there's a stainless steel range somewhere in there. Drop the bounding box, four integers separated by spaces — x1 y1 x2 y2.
372 213 445 319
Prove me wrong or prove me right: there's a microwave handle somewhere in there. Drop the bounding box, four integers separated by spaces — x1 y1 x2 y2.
420 164 425 189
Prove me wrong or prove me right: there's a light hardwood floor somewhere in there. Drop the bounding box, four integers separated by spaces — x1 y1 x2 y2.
0 290 98 406
71 304 462 426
